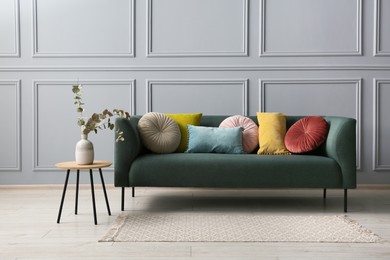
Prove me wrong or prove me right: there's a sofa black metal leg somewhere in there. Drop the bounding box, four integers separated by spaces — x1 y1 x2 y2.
132 187 135 197
121 187 125 211
344 189 348 213
323 189 327 199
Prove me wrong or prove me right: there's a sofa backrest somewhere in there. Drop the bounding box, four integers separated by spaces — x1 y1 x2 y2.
134 114 305 127
200 115 304 129
132 114 344 157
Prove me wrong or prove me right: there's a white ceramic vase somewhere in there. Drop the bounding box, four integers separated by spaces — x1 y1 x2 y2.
75 134 94 165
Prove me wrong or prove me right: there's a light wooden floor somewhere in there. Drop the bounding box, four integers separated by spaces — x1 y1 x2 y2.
0 184 390 259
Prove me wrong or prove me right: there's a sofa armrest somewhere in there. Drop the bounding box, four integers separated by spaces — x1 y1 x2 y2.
323 116 357 189
114 117 142 187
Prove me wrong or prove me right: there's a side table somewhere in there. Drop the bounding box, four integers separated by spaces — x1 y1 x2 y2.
55 160 112 225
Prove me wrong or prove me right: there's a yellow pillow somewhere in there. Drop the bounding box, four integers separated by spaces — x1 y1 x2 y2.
165 113 202 152
257 112 291 155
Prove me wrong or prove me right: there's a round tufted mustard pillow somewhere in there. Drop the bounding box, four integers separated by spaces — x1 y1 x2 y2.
137 112 181 153
219 115 259 153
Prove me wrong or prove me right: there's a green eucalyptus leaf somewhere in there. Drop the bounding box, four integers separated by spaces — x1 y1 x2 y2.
77 118 85 126
72 84 130 141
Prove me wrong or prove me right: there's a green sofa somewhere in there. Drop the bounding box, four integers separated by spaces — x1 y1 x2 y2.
115 115 356 212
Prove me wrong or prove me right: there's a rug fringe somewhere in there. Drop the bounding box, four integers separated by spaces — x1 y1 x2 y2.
341 215 383 243
99 212 128 242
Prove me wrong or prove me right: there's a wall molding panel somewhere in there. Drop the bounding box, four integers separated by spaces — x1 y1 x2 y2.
259 0 362 57
373 79 390 170
1 0 390 184
374 0 390 56
0 0 20 57
0 80 21 171
147 79 248 115
3 65 390 72
147 0 248 57
33 80 135 171
259 78 362 169
32 0 134 57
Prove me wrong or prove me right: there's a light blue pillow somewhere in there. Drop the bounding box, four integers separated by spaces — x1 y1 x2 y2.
186 125 244 154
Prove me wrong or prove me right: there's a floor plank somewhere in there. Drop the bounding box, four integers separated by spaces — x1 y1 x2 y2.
0 185 389 259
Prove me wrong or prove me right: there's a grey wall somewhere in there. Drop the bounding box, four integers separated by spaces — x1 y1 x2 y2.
0 0 390 185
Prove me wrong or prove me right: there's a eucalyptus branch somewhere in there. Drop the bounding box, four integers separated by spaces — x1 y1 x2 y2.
72 84 130 142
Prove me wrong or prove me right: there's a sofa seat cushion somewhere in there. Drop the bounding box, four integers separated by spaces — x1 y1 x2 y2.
129 153 342 188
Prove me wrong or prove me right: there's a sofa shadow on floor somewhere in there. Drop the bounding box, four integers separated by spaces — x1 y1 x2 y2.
125 188 354 214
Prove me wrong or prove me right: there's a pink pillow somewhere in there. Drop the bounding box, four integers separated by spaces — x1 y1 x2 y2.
284 116 328 153
219 115 258 153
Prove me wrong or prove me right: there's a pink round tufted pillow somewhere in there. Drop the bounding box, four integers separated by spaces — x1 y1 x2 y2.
284 116 329 153
219 115 258 153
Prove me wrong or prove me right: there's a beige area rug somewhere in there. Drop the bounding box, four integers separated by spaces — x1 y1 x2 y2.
99 213 381 243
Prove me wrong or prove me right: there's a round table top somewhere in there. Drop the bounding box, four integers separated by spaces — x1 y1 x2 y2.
55 160 112 170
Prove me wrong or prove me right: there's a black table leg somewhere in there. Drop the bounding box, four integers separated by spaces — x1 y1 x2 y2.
99 168 111 215
75 170 80 215
89 169 97 225
57 169 70 224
